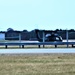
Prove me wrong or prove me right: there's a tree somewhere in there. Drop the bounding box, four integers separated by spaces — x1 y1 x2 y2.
69 29 74 32
22 29 28 32
7 28 14 32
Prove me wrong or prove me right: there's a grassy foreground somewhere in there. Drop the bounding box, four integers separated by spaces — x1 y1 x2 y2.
0 53 75 75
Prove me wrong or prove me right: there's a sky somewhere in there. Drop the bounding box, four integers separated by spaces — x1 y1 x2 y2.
0 0 75 31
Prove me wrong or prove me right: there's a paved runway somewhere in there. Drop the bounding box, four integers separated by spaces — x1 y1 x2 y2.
0 48 75 54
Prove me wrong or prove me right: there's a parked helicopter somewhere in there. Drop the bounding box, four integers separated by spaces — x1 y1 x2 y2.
35 29 62 42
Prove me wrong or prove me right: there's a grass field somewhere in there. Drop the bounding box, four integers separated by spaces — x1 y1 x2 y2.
0 53 75 75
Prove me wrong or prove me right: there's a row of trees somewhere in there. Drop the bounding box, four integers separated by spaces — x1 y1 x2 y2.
7 28 75 32
7 28 28 32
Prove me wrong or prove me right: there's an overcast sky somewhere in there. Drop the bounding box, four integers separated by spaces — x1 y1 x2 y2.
0 0 75 31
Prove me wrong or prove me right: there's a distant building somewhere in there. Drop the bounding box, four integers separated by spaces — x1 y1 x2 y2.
0 32 5 40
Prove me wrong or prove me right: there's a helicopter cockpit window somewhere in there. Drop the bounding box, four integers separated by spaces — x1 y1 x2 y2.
56 37 59 40
45 34 51 37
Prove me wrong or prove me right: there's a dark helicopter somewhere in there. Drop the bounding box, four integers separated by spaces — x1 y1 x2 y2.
35 29 62 42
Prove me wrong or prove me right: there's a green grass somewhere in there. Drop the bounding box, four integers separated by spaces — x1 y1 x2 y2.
0 53 75 75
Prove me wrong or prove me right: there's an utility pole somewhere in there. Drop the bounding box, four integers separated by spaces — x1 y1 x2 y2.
19 32 21 48
43 30 45 42
66 29 69 47
43 30 45 48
